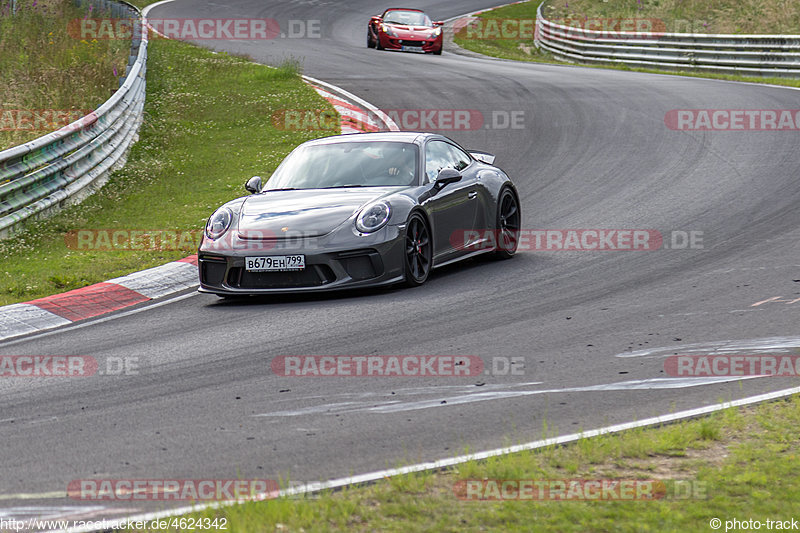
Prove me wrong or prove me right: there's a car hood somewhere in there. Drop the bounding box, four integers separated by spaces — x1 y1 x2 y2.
238 188 397 238
386 24 434 37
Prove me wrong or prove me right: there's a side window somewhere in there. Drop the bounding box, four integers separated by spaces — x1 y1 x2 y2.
446 143 472 171
424 141 472 183
424 141 452 183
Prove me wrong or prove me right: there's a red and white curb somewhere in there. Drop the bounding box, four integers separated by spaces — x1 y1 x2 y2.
0 256 198 342
308 83 380 133
302 75 399 133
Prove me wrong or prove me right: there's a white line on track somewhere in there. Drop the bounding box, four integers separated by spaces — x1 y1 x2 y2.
0 492 66 501
52 384 800 533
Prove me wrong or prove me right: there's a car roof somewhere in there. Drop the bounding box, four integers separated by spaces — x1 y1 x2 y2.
301 131 440 146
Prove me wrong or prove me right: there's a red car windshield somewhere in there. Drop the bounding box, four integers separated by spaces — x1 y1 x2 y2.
383 10 431 27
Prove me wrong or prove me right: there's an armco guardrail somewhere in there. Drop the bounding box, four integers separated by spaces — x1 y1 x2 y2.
0 0 147 238
534 2 800 78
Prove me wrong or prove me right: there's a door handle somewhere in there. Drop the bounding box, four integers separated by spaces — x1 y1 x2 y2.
468 191 478 200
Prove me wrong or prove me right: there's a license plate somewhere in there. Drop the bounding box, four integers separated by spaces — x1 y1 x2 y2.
402 45 424 53
245 255 305 272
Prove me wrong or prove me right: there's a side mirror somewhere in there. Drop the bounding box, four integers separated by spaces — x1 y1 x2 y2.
371 16 382 23
433 21 444 27
469 151 495 165
434 168 462 187
245 176 262 194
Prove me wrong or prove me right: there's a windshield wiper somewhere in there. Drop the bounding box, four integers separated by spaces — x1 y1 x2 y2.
319 185 366 189
263 187 302 192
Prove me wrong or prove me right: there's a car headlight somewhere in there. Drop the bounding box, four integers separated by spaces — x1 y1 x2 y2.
382 24 397 36
205 207 233 239
430 27 441 38
356 201 391 233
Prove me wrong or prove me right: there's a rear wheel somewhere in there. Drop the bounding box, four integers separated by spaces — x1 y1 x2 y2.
403 213 432 286
494 188 520 259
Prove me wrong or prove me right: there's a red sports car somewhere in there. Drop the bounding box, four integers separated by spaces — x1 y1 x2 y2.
367 8 444 55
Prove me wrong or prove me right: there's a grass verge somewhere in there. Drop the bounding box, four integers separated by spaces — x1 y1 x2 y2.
0 38 334 305
124 394 800 532
540 0 800 35
453 0 800 89
0 0 129 149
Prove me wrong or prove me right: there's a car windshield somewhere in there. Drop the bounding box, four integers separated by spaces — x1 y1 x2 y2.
383 10 431 26
265 141 419 190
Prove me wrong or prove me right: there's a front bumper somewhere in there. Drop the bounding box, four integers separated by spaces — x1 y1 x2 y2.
379 33 442 53
198 226 406 295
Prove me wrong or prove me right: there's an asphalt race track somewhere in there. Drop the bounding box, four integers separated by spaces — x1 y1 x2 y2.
2 0 800 524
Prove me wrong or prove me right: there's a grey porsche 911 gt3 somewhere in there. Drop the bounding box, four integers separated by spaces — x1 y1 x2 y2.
198 131 520 295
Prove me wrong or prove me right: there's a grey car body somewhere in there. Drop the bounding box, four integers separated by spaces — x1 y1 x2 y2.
198 131 520 295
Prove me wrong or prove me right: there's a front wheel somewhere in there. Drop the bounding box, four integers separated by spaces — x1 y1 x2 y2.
494 188 520 259
403 213 432 286
433 46 442 55
367 29 375 48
